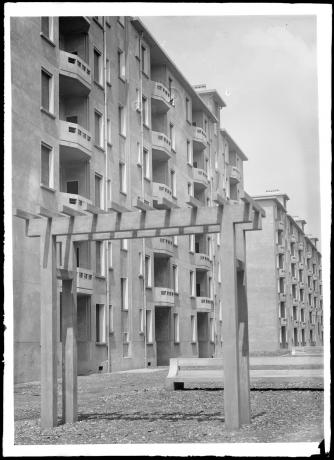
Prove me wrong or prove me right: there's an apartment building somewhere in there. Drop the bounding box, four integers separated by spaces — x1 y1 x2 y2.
246 192 323 353
11 15 253 383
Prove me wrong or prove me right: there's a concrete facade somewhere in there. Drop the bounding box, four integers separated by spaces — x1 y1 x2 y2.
246 193 323 353
11 16 255 383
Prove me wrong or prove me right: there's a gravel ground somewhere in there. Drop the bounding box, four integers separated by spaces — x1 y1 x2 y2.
14 369 324 445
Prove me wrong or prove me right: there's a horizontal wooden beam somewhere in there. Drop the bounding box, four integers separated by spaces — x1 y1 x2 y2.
27 206 224 237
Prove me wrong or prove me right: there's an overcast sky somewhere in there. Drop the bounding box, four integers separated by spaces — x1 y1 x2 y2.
141 15 321 239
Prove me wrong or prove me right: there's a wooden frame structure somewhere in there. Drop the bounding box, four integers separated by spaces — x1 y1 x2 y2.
14 192 265 430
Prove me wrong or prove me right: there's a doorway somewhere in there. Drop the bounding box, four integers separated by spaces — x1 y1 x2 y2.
155 307 171 366
197 312 209 357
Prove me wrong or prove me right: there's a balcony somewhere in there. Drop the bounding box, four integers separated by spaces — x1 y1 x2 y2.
293 319 299 327
290 234 297 243
276 221 285 231
313 274 318 280
152 237 174 256
153 287 174 305
58 192 92 214
193 168 209 188
298 262 304 270
196 297 213 311
299 282 305 289
277 245 285 254
192 126 207 149
152 182 177 209
292 298 299 306
151 81 171 113
280 317 287 326
59 51 92 96
278 268 286 277
291 276 298 284
59 120 92 159
298 242 304 250
308 287 313 294
290 255 298 264
279 293 286 302
307 269 313 276
229 165 241 183
77 268 93 293
301 321 306 328
152 131 172 161
195 253 212 271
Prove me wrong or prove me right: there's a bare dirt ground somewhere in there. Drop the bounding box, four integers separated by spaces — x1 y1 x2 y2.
14 368 324 445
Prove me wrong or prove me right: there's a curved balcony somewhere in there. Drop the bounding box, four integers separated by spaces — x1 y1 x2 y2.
277 245 285 254
196 297 213 311
278 268 286 278
153 287 174 305
192 126 207 150
152 131 172 161
229 165 241 183
77 268 93 293
59 50 92 96
195 253 211 271
59 120 92 159
151 81 171 113
280 317 287 326
152 182 177 209
290 255 298 264
58 192 92 214
193 168 209 189
152 237 174 257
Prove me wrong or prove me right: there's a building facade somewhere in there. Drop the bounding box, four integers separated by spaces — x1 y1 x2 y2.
11 16 253 382
246 192 323 353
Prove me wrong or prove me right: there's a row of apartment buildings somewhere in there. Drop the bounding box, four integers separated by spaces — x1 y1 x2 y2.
11 15 323 383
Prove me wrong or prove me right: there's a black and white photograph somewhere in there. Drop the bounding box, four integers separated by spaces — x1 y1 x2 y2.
3 3 331 457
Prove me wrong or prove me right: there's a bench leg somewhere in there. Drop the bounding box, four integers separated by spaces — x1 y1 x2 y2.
165 381 184 390
174 382 184 390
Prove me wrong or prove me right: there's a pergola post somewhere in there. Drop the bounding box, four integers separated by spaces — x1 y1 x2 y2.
40 218 58 428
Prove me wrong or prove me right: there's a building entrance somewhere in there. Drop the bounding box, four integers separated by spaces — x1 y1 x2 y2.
197 312 209 357
155 306 171 366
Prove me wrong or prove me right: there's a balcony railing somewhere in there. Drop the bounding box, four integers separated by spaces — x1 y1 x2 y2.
152 182 177 209
193 168 209 187
152 131 172 159
280 317 287 326
277 245 285 254
278 268 286 277
59 50 92 91
59 120 92 157
152 236 174 256
229 165 241 183
151 81 171 112
290 255 298 264
192 126 207 148
195 253 212 270
196 297 213 310
58 192 92 213
153 287 174 305
77 268 93 292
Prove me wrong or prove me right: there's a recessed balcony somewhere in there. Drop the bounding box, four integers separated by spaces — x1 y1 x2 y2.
278 268 286 277
152 237 174 256
59 120 92 159
153 287 174 305
229 165 241 183
152 182 177 209
58 192 92 214
59 50 92 96
151 81 171 113
152 131 172 161
193 168 209 188
195 253 212 271
77 268 93 293
196 297 213 311
192 126 207 149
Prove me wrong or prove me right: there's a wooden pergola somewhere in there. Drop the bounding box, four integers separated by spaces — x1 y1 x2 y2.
14 192 265 430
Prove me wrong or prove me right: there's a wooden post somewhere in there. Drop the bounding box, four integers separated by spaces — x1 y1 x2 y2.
221 207 241 429
40 218 58 428
61 239 78 424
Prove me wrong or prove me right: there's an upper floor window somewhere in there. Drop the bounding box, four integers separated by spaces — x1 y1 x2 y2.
106 58 111 85
186 140 192 165
96 241 105 276
118 105 126 137
41 142 53 188
94 48 103 86
169 123 175 151
141 45 148 75
41 68 54 114
143 148 150 179
142 96 149 127
119 162 127 194
118 50 126 80
185 98 191 123
94 173 103 208
94 110 103 148
41 17 54 42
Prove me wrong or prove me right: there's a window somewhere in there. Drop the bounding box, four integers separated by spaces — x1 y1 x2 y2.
56 242 63 267
118 50 126 80
170 170 176 196
191 315 196 342
210 318 215 342
209 276 213 298
96 241 105 276
173 236 178 246
94 173 102 208
169 123 175 151
108 241 113 269
142 96 149 126
119 162 127 194
94 111 103 148
215 151 218 170
185 98 190 122
96 304 106 343
139 309 144 333
219 301 223 321
109 305 114 333
121 278 128 310
121 239 128 251
146 310 153 343
190 270 195 296
217 261 221 283
217 233 220 246
94 49 103 85
118 105 126 136
187 182 193 197
214 122 217 136
143 148 150 179
189 234 195 253
41 142 53 188
204 119 208 134
41 17 53 41
174 314 180 343
137 142 142 165
141 45 148 75
107 118 112 144
186 140 192 165
139 252 143 276
106 58 111 85
145 255 152 287
208 237 212 260
172 265 178 293
41 69 53 113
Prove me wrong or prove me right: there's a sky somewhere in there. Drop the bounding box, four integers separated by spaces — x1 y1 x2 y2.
141 15 321 239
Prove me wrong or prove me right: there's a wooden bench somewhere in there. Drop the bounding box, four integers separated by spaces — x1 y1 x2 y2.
165 357 323 390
